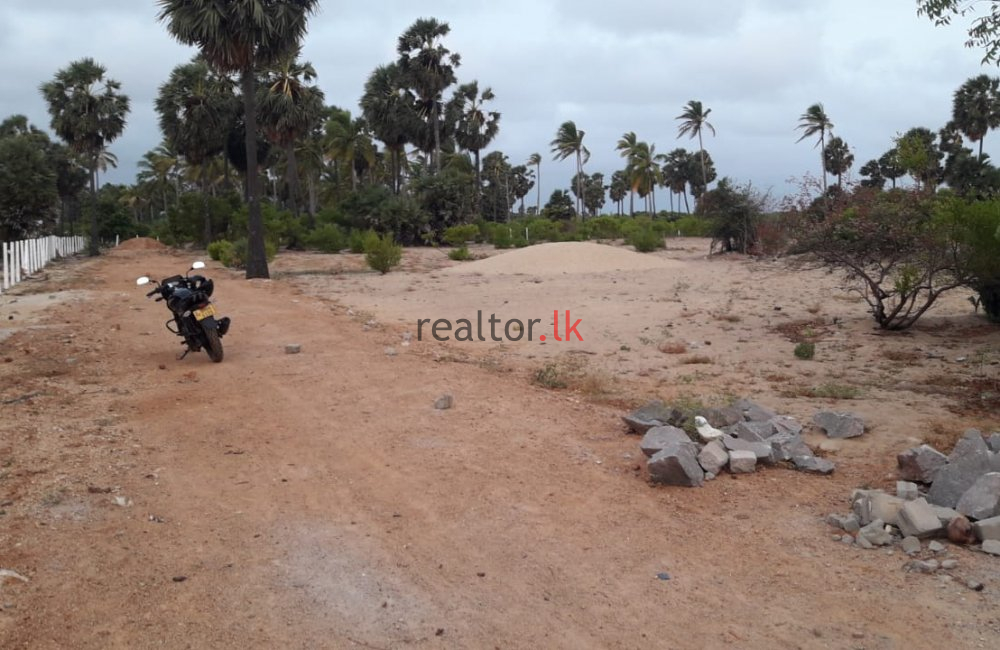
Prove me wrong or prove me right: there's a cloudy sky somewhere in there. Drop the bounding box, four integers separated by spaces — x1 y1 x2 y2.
0 0 993 203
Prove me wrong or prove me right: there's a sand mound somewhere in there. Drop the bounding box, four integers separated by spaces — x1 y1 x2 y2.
442 242 683 275
117 237 168 251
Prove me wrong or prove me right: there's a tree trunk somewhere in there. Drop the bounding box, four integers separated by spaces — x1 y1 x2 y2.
535 163 541 215
980 137 985 161
88 161 99 256
433 102 441 174
629 190 634 217
682 189 690 214
698 130 707 189
242 68 269 279
284 142 300 216
474 149 482 216
576 152 584 220
307 174 317 229
201 164 212 246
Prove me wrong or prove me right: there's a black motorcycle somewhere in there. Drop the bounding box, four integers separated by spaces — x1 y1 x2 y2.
136 261 231 362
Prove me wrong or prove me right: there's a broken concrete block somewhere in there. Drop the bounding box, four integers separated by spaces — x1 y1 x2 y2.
730 420 777 442
728 449 757 474
813 411 865 439
896 481 919 501
696 440 728 475
640 425 691 458
647 440 704 487
982 540 1000 556
856 534 874 550
931 505 961 526
898 498 945 539
870 492 906 526
770 415 804 436
949 429 989 462
859 519 892 546
972 515 1000 542
622 400 686 435
897 445 948 483
702 406 743 428
769 433 813 462
792 455 835 475
927 448 994 508
901 536 921 555
721 436 775 465
904 560 939 573
955 472 1000 521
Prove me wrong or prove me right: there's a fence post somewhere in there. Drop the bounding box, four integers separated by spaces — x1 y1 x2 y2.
2 241 8 291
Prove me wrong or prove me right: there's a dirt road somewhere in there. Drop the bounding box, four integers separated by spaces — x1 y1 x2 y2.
1 246 998 649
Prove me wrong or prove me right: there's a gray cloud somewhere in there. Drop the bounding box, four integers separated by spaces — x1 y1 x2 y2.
0 0 993 203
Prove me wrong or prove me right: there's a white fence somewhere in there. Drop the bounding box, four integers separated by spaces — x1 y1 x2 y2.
1 235 87 295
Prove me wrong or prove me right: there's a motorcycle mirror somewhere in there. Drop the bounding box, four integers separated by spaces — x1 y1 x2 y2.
191 261 206 270
136 276 151 286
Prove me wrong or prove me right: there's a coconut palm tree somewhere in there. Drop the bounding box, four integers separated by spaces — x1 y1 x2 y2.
952 74 1000 159
795 103 834 196
550 121 589 217
450 81 500 213
325 111 376 192
675 100 715 190
156 56 236 243
616 131 640 216
396 18 460 174
822 136 854 188
527 153 542 215
137 143 181 215
40 57 130 255
157 0 320 279
361 63 418 195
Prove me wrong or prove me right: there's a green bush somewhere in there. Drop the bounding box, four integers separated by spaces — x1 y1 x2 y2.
348 228 378 254
524 218 560 243
491 225 515 249
670 215 713 237
626 225 665 253
443 224 480 246
304 224 348 253
588 216 623 239
207 240 234 262
448 246 472 261
215 237 276 269
794 342 816 360
364 232 402 274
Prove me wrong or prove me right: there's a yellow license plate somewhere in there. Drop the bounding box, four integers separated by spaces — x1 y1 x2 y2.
193 304 217 320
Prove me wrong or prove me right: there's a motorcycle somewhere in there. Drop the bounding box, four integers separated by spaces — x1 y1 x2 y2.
136 261 231 363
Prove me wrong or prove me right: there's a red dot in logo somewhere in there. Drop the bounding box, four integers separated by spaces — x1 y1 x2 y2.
539 335 546 342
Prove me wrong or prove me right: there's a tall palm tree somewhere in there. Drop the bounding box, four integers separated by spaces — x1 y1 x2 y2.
795 103 834 196
137 142 181 215
361 63 418 195
258 54 325 217
527 153 542 215
675 100 715 190
550 121 589 218
822 136 854 188
156 56 236 243
157 0 320 279
40 57 130 255
952 74 1000 160
94 148 118 190
450 81 500 213
397 18 460 174
616 131 640 216
325 111 376 192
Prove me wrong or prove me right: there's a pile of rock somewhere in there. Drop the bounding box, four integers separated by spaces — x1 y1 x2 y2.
826 429 1000 559
623 399 835 487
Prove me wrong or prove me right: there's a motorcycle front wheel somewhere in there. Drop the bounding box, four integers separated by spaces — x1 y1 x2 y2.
203 327 224 363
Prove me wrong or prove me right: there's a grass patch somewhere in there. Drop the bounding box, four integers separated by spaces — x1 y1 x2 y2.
532 357 617 398
881 349 922 363
794 342 815 360
808 383 862 399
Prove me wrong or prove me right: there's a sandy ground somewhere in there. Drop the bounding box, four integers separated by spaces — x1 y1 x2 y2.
1 239 999 649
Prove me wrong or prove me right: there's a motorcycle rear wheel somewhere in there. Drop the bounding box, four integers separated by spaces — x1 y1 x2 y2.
203 327 224 363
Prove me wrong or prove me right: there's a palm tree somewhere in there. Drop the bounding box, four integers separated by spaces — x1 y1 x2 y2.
258 54 326 217
822 136 855 188
795 103 834 196
137 143 181 215
157 0 320 279
361 63 418 195
527 153 542 215
662 148 694 213
325 111 376 192
952 74 1000 160
94 148 118 190
450 81 500 213
616 131 640 216
675 100 715 190
396 18 460 174
156 56 236 243
626 141 665 213
550 121 589 218
40 58 130 255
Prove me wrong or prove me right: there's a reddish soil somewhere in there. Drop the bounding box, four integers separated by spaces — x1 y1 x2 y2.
1 246 999 649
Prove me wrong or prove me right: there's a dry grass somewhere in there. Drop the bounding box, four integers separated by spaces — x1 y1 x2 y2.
923 420 966 454
772 318 831 344
681 355 713 365
881 349 922 363
533 356 618 400
659 341 688 354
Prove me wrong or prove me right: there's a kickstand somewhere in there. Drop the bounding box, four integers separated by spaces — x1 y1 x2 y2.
176 349 190 361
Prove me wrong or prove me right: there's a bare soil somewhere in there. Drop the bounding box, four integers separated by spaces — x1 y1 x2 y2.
1 240 999 649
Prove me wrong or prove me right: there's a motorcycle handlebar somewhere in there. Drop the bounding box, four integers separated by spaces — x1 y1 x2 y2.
146 288 158 297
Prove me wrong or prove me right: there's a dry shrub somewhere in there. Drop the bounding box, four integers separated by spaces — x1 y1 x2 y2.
659 341 688 354
533 356 618 399
681 355 713 365
924 420 967 453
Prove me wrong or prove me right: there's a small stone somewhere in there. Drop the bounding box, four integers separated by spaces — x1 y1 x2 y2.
901 536 921 555
928 540 945 553
904 560 938 574
284 344 301 354
966 580 985 591
841 535 854 545
812 411 865 439
842 515 861 534
856 534 874 550
704 472 716 481
859 519 892 546
433 394 453 410
792 455 835 475
982 539 1000 556
728 449 757 474
384 347 398 357
941 559 958 570
896 481 919 501
831 534 843 542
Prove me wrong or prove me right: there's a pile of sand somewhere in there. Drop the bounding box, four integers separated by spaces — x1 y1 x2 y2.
442 241 683 275
117 237 168 251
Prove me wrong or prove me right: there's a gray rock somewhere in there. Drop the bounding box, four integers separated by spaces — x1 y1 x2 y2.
721 436 775 465
434 394 454 410
972 515 1000 542
843 514 861 534
623 400 686 435
898 498 945 539
982 540 1000 556
705 472 716 481
901 536 921 555
956 472 1000 520
384 346 398 357
949 429 989 462
770 415 804 436
696 440 729 474
702 407 743 429
841 534 854 545
284 344 302 354
813 411 865 439
941 559 958 570
728 421 773 442
647 441 704 487
988 433 1000 454
868 492 906 526
640 425 690 458
904 560 939 573
856 534 874 550
732 399 776 422
792 455 835 475
769 433 813 462
931 505 961 526
859 519 892 546
896 481 919 501
928 540 945 553
729 449 757 474
897 445 948 483
826 514 849 530
927 447 994 508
